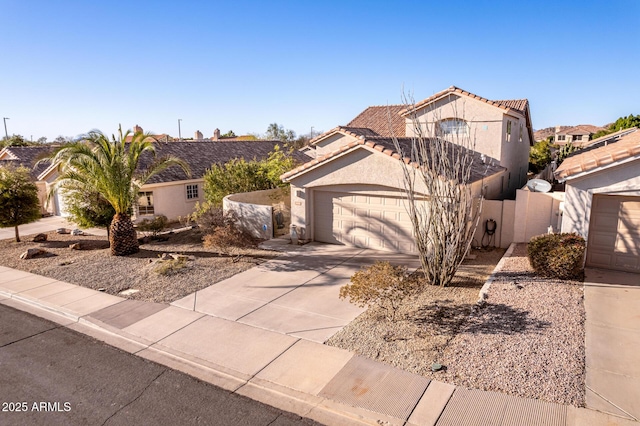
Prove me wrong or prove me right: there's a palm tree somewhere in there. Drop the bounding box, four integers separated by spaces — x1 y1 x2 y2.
46 126 190 256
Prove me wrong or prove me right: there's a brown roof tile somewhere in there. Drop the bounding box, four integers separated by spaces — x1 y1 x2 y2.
554 129 640 180
345 105 406 137
557 124 605 136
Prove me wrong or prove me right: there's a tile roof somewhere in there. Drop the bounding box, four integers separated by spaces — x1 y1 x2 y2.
554 129 640 180
345 105 407 137
403 86 529 117
575 127 637 148
140 140 310 184
556 124 605 136
0 145 57 178
281 135 504 184
492 99 529 115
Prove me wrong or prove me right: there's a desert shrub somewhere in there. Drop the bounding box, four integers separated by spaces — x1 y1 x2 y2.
202 222 255 257
528 233 585 280
339 261 419 320
190 203 227 234
154 257 188 276
137 215 168 237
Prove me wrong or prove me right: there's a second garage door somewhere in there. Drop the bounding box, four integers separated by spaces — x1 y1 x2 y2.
313 190 418 253
586 194 640 273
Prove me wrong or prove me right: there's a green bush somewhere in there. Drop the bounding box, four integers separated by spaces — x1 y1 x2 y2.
527 233 585 280
339 261 419 320
137 215 168 237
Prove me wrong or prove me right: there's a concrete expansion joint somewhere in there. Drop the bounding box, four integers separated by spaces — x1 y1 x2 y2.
586 385 638 422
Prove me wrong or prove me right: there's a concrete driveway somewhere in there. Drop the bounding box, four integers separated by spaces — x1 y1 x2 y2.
0 216 75 241
0 216 108 241
172 242 421 343
584 268 640 421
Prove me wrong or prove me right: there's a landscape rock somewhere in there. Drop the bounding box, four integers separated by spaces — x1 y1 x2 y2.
159 253 173 261
170 253 196 261
20 248 49 259
69 243 82 250
138 236 151 244
32 233 47 242
71 229 83 236
56 228 70 234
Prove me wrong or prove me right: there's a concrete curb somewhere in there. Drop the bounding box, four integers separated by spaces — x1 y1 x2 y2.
477 242 518 305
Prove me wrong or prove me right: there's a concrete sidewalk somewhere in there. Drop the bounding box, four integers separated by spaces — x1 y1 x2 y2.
584 268 640 421
0 267 637 425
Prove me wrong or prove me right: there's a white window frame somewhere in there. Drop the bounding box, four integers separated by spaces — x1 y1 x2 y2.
138 191 154 215
439 119 469 136
186 184 199 200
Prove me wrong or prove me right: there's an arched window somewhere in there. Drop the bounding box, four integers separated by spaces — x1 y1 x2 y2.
439 119 468 136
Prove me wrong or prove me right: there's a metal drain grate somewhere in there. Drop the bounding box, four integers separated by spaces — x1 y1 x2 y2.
319 355 430 420
436 388 567 426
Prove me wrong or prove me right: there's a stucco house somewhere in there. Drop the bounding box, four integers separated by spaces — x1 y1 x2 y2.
555 128 640 273
281 86 534 253
2 140 306 223
553 124 605 146
0 145 57 215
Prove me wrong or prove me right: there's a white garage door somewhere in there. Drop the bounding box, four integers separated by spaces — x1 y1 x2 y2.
586 194 640 273
313 190 418 253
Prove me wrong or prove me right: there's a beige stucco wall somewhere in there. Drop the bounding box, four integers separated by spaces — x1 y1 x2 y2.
224 187 291 239
288 145 498 244
137 179 204 222
314 132 358 156
512 189 565 242
407 94 530 199
561 160 640 239
35 181 49 215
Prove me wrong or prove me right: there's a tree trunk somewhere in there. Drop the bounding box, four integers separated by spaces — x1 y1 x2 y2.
14 225 20 243
109 213 139 256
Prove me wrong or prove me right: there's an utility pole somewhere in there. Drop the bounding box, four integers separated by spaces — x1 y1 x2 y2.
310 126 314 139
3 117 9 140
178 119 182 141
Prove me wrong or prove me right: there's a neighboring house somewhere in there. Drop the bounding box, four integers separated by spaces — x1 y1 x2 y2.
553 124 605 146
0 145 57 215
6 141 307 222
555 128 640 273
281 86 533 253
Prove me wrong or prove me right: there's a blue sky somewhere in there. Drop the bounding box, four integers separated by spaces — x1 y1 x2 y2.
1 0 638 141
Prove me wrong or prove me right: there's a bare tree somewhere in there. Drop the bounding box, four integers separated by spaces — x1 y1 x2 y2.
391 93 484 287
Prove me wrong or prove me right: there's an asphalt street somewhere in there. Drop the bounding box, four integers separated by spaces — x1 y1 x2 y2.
0 304 321 426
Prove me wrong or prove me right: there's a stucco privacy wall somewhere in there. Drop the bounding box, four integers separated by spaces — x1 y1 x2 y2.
513 189 565 242
223 188 290 239
561 161 640 238
137 179 204 222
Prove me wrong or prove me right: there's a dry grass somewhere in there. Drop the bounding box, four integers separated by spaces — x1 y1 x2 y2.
0 228 279 303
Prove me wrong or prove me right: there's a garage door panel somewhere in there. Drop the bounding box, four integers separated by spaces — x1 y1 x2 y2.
591 214 618 230
587 194 640 273
314 190 418 254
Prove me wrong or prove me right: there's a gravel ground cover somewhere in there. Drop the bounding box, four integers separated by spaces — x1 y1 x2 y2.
327 244 585 406
0 228 279 303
